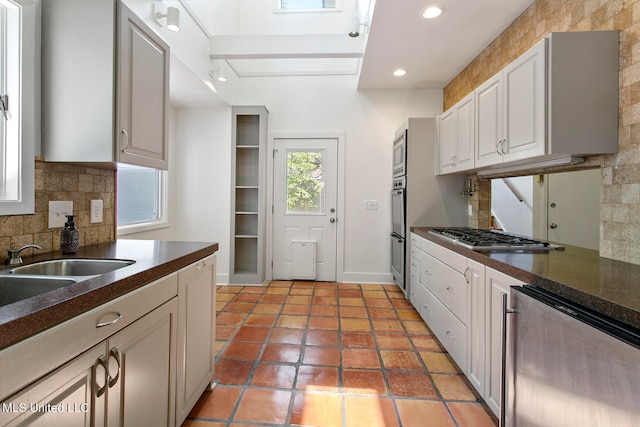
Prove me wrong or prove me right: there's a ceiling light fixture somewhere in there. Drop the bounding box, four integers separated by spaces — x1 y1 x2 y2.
422 6 442 19
209 66 227 82
152 3 180 32
393 69 407 77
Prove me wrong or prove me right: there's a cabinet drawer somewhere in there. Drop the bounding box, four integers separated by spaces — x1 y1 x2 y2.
429 255 468 324
0 273 178 401
422 287 468 373
421 237 467 274
410 233 421 247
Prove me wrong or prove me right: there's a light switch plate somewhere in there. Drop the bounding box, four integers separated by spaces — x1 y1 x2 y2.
49 201 73 228
365 200 378 210
90 199 103 223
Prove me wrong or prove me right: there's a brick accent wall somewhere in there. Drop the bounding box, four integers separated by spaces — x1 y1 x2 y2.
444 0 640 263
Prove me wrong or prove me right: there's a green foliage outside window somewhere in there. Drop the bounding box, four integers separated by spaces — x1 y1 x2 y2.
287 151 324 213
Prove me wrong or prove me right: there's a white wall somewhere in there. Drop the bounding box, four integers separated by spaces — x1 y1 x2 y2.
235 75 443 283
491 176 534 236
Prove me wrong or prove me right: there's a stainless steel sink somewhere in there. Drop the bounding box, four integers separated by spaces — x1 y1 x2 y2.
0 276 77 307
8 259 135 277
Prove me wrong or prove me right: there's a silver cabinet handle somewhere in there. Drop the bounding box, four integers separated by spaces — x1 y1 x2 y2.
195 260 207 270
549 223 558 229
96 312 123 328
463 267 470 284
95 355 108 397
121 129 131 153
108 347 121 388
500 139 507 155
496 140 502 155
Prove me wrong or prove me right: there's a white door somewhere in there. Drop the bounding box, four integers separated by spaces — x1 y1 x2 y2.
273 138 338 281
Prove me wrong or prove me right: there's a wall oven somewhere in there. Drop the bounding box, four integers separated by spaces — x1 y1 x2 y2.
392 130 406 178
391 176 406 289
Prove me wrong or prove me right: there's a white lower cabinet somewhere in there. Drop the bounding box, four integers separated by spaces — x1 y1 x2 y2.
176 255 217 426
467 258 486 394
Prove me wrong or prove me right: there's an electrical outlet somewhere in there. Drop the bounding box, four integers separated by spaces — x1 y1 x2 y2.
49 201 73 228
91 200 103 223
365 200 378 210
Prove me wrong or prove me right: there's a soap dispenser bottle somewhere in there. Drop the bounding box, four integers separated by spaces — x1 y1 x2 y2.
60 215 79 254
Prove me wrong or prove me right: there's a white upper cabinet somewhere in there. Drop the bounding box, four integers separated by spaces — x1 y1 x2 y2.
438 92 475 174
441 31 619 175
41 0 169 170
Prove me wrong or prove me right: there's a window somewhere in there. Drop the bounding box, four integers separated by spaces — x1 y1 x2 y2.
0 0 34 215
276 0 339 11
117 164 167 233
286 149 325 214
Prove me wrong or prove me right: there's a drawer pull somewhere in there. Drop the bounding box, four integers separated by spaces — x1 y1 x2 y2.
95 355 108 397
96 312 123 328
108 347 121 388
446 330 455 341
446 285 455 294
195 260 207 270
463 267 470 284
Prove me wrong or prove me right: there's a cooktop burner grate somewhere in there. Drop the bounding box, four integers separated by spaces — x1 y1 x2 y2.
429 227 564 251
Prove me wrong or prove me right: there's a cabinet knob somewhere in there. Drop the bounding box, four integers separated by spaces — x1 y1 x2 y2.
550 223 558 229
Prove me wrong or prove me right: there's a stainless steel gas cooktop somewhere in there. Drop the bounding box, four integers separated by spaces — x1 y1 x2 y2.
428 227 564 251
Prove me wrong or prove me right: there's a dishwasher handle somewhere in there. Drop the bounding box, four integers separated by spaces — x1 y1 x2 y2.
500 292 517 427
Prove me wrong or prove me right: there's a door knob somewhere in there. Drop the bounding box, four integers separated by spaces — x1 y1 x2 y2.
549 223 558 229
330 218 336 223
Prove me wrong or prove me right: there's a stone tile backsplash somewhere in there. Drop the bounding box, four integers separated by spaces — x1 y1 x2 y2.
0 159 115 262
445 0 640 264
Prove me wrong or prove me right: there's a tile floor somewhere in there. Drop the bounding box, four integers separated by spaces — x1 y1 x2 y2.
182 281 497 427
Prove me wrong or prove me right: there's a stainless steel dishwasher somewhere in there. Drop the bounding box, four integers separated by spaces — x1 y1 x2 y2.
505 285 640 427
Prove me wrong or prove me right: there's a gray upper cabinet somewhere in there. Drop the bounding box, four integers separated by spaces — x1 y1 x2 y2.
41 0 169 170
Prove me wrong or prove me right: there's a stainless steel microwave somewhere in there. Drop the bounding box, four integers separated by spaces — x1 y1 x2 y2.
392 130 406 177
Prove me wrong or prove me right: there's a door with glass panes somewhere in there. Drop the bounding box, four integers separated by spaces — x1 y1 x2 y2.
272 138 338 281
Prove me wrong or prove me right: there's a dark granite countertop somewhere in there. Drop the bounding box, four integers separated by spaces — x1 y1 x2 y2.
0 240 218 350
411 227 640 331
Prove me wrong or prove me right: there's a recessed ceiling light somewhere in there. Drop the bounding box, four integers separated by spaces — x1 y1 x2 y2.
393 69 407 77
423 6 442 19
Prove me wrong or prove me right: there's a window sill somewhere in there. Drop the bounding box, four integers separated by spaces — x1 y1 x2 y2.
117 220 169 237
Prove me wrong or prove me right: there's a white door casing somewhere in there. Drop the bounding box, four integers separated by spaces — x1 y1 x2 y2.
272 138 338 281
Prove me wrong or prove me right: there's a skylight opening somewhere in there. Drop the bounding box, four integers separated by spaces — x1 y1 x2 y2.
275 0 341 12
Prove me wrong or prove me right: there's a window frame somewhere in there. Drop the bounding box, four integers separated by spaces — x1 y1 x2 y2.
273 0 342 13
116 165 169 236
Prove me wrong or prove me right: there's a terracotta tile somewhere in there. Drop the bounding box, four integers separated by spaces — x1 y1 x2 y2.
303 347 341 366
225 302 256 313
412 335 444 351
315 282 338 289
365 298 393 308
339 289 363 298
391 299 414 309
233 389 291 424
312 296 338 305
290 392 343 427
282 304 312 315
261 343 301 363
213 359 254 385
362 290 387 299
340 318 372 332
270 280 293 287
343 369 387 395
382 284 399 291
233 326 271 342
219 286 245 293
368 308 398 319
188 385 242 420
344 396 399 427
386 371 439 398
340 297 365 307
342 332 376 349
216 312 247 325
295 365 339 391
215 325 238 340
447 402 497 427
221 341 263 360
310 305 338 316
286 295 312 305
214 340 226 356
251 363 296 389
261 294 287 303
217 293 235 302
396 309 422 321
234 293 261 303
305 330 339 347
252 303 282 314
432 374 478 400
215 301 228 312
342 349 381 369
266 287 290 295
395 399 456 427
240 286 266 294
308 317 339 330
403 320 431 334
380 350 423 370
372 319 405 332
182 421 225 427
387 291 405 300
375 333 413 350
314 289 337 297
340 306 368 318
338 283 361 290
269 328 304 344
292 281 313 288
276 315 308 329
290 288 314 295
420 352 461 373
245 313 277 327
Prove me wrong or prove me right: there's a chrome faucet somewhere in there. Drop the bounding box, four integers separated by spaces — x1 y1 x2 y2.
6 244 43 265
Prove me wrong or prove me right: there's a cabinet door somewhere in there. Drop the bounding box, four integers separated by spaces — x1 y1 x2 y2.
0 343 106 427
176 256 217 425
107 298 177 427
467 259 486 395
484 268 523 416
475 74 503 168
117 3 169 170
454 93 475 171
503 40 546 162
438 109 457 174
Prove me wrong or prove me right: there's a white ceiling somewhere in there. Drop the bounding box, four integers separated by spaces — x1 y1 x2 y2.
188 0 536 90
